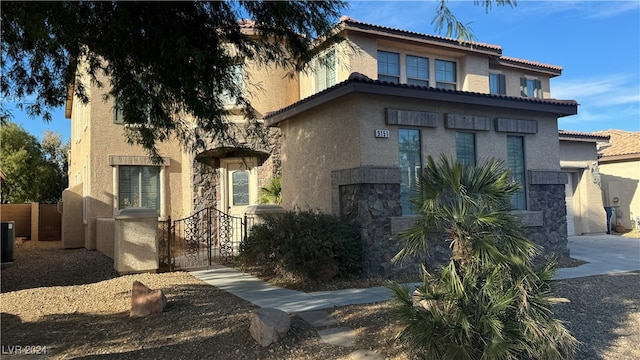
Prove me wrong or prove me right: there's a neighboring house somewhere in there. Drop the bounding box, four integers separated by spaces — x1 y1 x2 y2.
594 130 640 231
559 130 610 235
63 16 578 275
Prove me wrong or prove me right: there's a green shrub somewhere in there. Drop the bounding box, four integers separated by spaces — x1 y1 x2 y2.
239 210 363 281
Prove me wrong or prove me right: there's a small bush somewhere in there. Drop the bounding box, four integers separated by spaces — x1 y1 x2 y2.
239 210 363 281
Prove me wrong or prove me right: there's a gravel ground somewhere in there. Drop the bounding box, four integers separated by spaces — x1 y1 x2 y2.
1 240 639 359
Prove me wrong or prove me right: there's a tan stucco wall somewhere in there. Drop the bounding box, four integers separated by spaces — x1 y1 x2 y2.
560 140 607 234
278 91 562 213
461 54 490 93
96 218 115 259
498 67 552 99
279 95 362 212
61 184 84 248
354 94 559 171
600 159 640 230
66 71 191 249
245 60 299 117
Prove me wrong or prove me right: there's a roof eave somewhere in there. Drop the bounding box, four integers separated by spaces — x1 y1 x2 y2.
341 21 503 57
265 81 578 126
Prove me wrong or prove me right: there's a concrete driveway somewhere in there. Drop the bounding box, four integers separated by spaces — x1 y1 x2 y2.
555 234 640 279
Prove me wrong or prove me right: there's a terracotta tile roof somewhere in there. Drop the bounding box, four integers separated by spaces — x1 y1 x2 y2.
339 16 503 53
592 130 640 158
498 56 563 72
264 73 578 123
559 130 610 142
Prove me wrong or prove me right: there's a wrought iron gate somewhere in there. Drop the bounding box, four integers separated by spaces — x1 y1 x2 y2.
158 207 246 271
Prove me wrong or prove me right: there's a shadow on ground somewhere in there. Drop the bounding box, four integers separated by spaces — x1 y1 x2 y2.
551 271 640 359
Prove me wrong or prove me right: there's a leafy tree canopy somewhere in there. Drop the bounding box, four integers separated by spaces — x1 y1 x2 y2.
0 122 68 203
1 1 514 159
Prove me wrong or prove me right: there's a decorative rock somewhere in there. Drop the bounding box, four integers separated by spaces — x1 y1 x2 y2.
249 308 291 347
130 281 167 317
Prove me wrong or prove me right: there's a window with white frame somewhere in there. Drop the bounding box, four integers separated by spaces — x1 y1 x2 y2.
490 73 506 95
313 49 337 93
377 51 400 83
221 64 244 106
398 128 422 215
231 170 250 206
435 59 457 90
456 132 476 167
118 166 160 211
406 55 429 86
507 136 526 210
520 77 542 98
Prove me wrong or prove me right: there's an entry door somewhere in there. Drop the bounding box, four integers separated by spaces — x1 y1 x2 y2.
222 158 257 218
565 173 576 236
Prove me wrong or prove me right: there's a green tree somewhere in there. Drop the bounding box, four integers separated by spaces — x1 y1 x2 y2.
389 155 576 359
1 1 514 159
0 122 68 203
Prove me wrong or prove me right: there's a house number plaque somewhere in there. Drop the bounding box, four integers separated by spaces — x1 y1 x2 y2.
375 129 390 138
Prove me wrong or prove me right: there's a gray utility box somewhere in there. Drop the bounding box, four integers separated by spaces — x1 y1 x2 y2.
114 208 159 274
1 221 15 263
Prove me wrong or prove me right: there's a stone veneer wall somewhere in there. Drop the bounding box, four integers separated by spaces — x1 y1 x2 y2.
333 167 571 277
526 170 569 257
192 160 219 211
332 167 407 276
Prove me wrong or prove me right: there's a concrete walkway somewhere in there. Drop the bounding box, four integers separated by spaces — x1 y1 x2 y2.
191 234 640 313
556 234 640 279
191 234 638 356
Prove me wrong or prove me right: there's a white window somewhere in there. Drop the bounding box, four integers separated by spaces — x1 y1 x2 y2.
520 77 542 98
435 59 457 90
118 166 160 211
406 55 429 86
377 51 400 83
313 49 337 93
490 73 506 95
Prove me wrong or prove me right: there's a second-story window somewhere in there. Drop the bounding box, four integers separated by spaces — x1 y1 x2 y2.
520 77 542 98
222 65 244 106
435 59 457 90
314 49 336 93
490 73 506 95
406 55 429 86
377 50 400 83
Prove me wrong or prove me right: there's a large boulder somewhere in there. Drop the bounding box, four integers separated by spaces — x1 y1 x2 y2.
130 280 167 317
249 308 291 347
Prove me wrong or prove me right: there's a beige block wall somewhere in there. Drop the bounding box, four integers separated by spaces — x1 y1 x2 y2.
600 159 640 229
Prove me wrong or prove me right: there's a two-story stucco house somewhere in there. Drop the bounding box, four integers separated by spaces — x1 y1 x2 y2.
62 16 578 275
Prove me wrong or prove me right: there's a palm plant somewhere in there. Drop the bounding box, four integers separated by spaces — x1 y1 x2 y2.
389 155 577 360
259 176 282 205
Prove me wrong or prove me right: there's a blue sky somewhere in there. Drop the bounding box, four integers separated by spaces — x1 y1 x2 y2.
7 0 640 143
